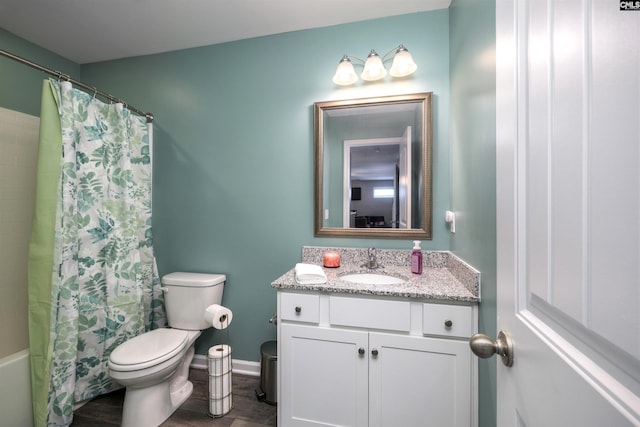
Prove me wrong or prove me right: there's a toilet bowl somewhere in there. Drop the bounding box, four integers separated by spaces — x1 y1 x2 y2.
109 328 200 426
107 272 226 427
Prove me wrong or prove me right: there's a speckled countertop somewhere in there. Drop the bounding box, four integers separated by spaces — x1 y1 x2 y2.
271 247 480 303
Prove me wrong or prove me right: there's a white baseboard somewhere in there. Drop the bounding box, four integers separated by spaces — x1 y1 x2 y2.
192 354 261 377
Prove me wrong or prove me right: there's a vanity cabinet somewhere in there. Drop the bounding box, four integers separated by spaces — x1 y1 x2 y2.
278 291 477 427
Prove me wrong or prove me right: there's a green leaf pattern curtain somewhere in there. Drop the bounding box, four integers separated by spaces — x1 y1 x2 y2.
28 80 165 426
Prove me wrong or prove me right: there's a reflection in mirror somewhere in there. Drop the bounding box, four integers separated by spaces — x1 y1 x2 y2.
314 93 432 238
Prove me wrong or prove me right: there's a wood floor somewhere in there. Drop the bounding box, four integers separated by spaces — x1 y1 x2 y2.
71 369 277 427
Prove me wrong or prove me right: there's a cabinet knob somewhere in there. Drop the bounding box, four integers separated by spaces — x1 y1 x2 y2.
371 348 379 357
358 347 365 355
444 319 453 328
295 306 302 313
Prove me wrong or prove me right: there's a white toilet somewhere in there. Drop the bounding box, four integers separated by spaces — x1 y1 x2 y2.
108 272 226 427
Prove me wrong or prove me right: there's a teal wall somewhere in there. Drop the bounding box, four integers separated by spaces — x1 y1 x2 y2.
449 1 497 426
0 28 80 116
80 10 452 361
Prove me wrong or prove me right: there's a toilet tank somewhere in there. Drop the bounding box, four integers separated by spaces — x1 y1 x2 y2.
162 272 226 330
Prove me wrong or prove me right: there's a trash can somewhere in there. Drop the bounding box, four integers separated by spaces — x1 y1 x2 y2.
255 340 277 405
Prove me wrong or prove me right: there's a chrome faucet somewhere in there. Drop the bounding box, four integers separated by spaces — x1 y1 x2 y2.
362 247 381 269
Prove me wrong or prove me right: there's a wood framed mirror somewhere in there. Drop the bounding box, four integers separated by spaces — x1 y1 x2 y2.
314 92 432 238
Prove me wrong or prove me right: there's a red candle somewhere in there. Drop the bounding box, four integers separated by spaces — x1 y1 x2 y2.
323 251 341 268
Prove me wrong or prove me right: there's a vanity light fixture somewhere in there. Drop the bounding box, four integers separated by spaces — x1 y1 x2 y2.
332 44 418 86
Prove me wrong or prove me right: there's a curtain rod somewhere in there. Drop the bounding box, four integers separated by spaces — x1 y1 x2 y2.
0 48 154 123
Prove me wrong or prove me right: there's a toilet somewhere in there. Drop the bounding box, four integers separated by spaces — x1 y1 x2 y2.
108 272 226 427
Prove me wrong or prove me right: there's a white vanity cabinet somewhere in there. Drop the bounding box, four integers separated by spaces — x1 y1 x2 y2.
277 291 478 427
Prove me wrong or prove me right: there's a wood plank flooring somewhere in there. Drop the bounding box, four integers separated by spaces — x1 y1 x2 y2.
71 369 276 427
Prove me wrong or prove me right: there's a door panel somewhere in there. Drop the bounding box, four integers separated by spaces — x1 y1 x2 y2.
398 126 411 228
369 332 471 427
280 324 368 427
496 0 640 425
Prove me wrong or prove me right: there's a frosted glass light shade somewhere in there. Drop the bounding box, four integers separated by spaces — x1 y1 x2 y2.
361 50 387 81
389 46 418 77
332 56 358 85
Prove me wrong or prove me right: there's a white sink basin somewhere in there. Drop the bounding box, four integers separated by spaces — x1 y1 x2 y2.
339 272 406 285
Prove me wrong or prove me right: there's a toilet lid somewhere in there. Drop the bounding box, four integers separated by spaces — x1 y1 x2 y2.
109 328 189 372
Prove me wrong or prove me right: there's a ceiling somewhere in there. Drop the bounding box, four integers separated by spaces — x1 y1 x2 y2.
0 0 450 64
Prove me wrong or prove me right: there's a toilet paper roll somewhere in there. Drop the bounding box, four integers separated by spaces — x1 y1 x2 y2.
209 394 233 417
204 304 233 329
208 344 232 359
208 344 232 375
209 372 233 398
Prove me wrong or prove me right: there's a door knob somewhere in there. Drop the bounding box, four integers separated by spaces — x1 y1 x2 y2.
469 330 514 367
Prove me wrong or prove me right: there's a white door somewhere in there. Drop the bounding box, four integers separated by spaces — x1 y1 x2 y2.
398 126 412 229
490 1 640 426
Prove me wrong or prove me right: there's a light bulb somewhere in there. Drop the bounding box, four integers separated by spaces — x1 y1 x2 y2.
332 55 358 85
389 46 417 77
361 50 387 81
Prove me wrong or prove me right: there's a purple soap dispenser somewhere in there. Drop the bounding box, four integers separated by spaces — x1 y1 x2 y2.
411 240 423 274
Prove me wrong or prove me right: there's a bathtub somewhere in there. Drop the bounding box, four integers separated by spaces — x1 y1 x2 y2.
0 349 34 427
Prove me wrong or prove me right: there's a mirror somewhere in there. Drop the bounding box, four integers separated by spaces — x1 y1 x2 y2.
314 93 432 238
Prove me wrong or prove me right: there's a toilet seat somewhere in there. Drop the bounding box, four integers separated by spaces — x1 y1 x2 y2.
109 328 189 372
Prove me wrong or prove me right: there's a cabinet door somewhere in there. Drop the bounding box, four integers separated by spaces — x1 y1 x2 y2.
369 332 472 427
280 323 369 427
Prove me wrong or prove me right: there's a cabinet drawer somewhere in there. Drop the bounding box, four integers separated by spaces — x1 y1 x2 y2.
280 293 320 323
422 303 472 338
330 296 411 332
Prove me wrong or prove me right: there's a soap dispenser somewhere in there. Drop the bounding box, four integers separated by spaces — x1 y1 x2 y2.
411 240 423 274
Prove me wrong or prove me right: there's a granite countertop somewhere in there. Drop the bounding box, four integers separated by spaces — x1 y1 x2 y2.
271 247 480 303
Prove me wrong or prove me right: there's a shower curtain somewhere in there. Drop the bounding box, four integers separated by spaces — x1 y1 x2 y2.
28 80 166 426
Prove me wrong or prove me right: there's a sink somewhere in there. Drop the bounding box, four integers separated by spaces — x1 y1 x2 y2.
339 272 406 285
